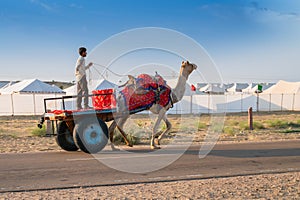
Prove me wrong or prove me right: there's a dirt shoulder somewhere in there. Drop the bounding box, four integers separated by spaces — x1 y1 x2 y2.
0 112 299 153
1 172 299 199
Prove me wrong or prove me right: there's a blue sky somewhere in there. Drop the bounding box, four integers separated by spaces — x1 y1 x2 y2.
1 0 300 83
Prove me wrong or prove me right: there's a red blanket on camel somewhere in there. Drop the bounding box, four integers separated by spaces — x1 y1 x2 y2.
120 73 171 111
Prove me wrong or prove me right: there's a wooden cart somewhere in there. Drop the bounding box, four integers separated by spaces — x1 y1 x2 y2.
38 90 144 154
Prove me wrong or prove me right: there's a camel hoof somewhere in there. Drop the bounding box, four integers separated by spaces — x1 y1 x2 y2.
151 145 161 150
154 139 160 146
127 143 133 147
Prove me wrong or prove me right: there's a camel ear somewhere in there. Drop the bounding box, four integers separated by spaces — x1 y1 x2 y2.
186 61 190 65
182 61 185 64
128 75 135 80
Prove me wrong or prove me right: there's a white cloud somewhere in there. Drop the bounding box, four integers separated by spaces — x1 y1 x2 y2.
198 2 300 23
245 1 300 23
69 3 83 9
30 0 54 11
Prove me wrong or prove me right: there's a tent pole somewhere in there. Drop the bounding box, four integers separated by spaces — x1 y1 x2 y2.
241 93 243 112
292 93 295 111
281 93 284 112
33 93 36 115
11 93 14 116
269 94 272 112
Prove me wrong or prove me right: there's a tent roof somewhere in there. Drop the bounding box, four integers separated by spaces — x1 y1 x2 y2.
0 79 65 94
263 80 300 94
242 83 258 93
227 83 249 92
0 81 9 89
64 79 118 95
199 83 225 93
94 79 118 90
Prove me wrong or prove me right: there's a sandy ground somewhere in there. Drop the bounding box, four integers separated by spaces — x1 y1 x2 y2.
0 135 62 153
1 172 299 199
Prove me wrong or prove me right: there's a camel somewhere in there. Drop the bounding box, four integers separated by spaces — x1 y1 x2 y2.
109 61 197 150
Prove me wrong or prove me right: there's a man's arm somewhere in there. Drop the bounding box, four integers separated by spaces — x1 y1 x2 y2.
85 62 93 70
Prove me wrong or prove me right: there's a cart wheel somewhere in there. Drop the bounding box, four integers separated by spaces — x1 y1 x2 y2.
56 121 79 151
73 117 108 154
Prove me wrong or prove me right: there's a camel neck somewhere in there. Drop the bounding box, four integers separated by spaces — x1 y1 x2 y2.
172 74 187 103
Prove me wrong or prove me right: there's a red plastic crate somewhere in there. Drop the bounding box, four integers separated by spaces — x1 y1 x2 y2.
92 89 117 110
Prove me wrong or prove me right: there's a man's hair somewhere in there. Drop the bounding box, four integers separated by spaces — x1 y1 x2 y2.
79 47 87 56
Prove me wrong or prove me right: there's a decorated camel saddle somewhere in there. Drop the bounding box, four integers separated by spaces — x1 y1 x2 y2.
120 73 171 111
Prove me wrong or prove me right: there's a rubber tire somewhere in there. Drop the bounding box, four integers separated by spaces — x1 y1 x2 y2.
55 121 79 151
73 117 108 154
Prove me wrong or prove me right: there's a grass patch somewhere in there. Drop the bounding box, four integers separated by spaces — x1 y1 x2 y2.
239 122 249 131
113 132 140 145
197 122 207 130
266 120 300 129
226 120 239 126
253 121 265 130
223 126 236 136
31 125 46 137
209 123 224 133
8 133 18 139
279 129 300 134
267 120 289 129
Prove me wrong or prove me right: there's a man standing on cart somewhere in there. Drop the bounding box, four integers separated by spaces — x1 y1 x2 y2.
75 47 93 109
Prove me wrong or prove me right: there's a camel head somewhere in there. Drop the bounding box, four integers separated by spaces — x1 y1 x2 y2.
180 61 197 78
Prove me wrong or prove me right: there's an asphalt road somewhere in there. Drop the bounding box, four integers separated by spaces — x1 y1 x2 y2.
0 140 299 193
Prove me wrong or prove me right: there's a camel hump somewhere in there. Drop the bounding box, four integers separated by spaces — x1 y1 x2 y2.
137 73 167 90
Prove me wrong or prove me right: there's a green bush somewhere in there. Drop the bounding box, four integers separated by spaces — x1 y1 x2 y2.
31 125 46 137
239 122 249 131
223 126 235 136
226 120 239 126
197 122 207 130
266 120 300 129
280 129 300 133
267 120 289 129
253 121 265 130
113 130 140 145
239 121 265 130
289 122 300 128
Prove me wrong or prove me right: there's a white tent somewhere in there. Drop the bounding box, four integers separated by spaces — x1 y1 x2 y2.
0 79 65 94
242 83 258 93
64 79 118 95
199 83 225 94
263 80 300 94
226 83 249 93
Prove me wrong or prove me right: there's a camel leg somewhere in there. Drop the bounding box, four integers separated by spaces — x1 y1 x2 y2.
108 120 120 151
151 108 166 149
155 115 172 145
116 116 132 147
